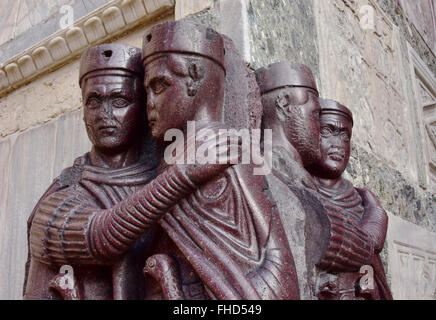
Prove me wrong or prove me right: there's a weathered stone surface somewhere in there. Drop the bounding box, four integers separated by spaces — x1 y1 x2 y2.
265 174 313 299
315 0 418 183
220 0 250 62
248 0 319 83
0 0 20 46
408 47 436 193
175 0 212 20
0 61 81 137
0 110 90 300
182 0 251 62
344 144 436 232
0 120 56 300
374 0 436 76
396 0 436 61
386 213 436 299
0 139 11 261
182 0 220 31
52 109 92 176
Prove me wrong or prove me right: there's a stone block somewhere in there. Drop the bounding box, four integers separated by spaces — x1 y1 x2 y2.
387 213 436 299
219 0 250 62
314 0 418 182
0 121 57 300
52 109 91 177
0 110 90 299
0 0 20 45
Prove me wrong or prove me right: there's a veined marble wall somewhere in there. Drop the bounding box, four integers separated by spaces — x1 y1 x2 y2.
0 109 91 300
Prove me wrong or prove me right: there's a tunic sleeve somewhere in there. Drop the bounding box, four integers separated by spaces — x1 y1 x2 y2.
29 165 196 266
316 204 375 272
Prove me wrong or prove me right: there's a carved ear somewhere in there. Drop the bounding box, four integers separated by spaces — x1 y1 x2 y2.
275 93 291 121
188 62 204 81
187 79 197 97
187 62 204 97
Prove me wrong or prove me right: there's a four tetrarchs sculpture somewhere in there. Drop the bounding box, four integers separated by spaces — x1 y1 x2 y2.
24 21 392 300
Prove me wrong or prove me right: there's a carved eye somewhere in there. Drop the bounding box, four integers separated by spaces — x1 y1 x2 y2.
320 127 332 137
87 98 100 109
150 79 169 94
111 97 130 108
341 131 350 142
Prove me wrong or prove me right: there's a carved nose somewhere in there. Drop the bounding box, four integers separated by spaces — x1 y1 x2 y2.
97 101 113 120
330 135 343 146
147 97 155 111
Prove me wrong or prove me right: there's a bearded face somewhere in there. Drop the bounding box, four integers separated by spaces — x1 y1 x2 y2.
278 87 322 168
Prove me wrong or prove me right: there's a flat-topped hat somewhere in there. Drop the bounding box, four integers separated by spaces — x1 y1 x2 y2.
142 21 225 71
79 43 143 87
255 61 318 95
319 98 353 126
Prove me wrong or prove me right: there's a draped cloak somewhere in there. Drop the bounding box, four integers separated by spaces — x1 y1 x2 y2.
154 163 300 300
24 153 157 299
315 178 393 300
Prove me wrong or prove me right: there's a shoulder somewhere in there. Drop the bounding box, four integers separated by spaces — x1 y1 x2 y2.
27 153 88 226
31 187 96 226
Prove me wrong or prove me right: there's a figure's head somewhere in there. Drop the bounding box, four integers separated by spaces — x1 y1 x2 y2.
311 99 353 179
79 44 145 154
142 21 226 141
256 62 321 167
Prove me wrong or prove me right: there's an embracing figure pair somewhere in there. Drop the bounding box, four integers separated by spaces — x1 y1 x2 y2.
24 21 391 300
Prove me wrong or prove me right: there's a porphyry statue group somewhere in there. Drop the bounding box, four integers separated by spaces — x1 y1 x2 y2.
23 21 392 300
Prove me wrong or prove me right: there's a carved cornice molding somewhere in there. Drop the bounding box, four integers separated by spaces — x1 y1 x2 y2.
0 0 175 98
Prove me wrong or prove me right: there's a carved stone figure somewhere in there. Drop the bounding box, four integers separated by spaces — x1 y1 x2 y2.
307 98 393 300
139 21 299 300
23 43 236 300
255 62 330 298
256 61 321 190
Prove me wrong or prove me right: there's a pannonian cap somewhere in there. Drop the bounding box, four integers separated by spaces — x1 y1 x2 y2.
255 61 318 95
319 98 353 126
142 21 225 71
79 44 143 87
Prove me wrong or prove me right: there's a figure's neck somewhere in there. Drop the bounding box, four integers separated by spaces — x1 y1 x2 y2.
313 176 343 190
89 143 140 169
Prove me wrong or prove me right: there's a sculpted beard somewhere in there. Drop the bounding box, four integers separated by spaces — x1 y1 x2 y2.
288 106 321 167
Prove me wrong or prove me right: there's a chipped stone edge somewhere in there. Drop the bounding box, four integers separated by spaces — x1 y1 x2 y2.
0 0 175 98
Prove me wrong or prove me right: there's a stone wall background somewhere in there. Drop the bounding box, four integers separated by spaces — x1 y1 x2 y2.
0 110 91 300
0 0 435 299
0 0 110 63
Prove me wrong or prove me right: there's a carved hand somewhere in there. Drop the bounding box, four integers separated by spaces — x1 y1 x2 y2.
182 122 243 185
